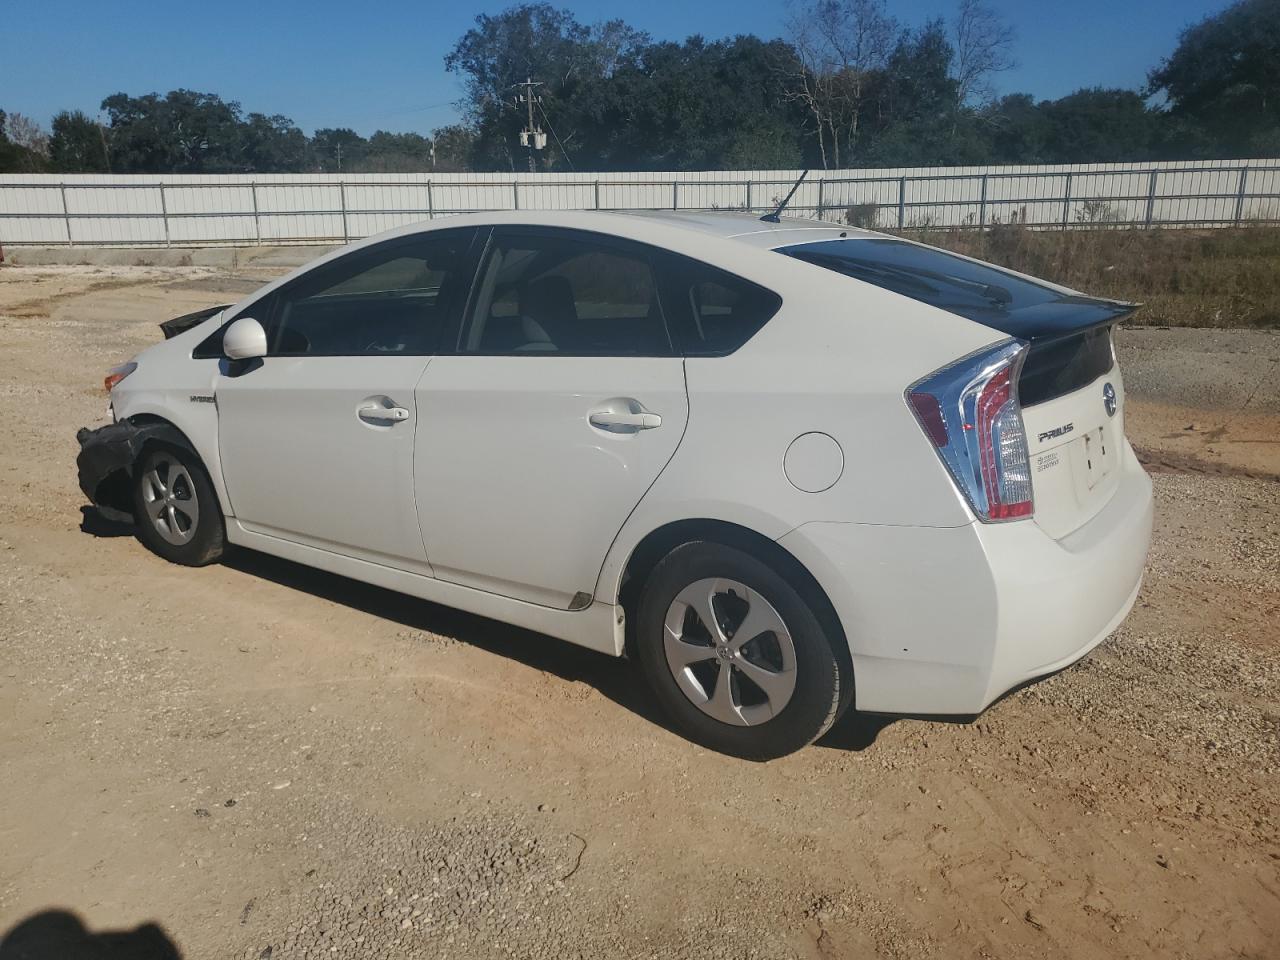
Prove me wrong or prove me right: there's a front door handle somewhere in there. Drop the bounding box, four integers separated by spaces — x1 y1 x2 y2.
358 402 410 424
589 410 662 432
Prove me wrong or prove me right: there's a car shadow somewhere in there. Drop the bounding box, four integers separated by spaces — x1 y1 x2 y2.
222 546 682 738
78 506 134 538
222 547 897 754
74 511 893 755
0 909 181 959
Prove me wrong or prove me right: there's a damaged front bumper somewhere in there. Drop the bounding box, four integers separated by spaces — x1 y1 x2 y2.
76 419 191 524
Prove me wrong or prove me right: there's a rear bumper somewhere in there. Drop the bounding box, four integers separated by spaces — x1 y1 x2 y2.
778 441 1154 715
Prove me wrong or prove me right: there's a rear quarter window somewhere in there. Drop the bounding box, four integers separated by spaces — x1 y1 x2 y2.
660 257 781 356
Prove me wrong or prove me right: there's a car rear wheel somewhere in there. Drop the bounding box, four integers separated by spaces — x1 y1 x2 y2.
131 445 225 566
636 541 847 760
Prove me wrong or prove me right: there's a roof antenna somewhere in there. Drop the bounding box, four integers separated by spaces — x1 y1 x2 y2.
760 170 809 223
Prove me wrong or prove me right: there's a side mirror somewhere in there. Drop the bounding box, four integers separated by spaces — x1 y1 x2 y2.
223 317 267 361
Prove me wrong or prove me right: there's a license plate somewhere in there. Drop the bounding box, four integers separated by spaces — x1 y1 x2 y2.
1082 427 1110 489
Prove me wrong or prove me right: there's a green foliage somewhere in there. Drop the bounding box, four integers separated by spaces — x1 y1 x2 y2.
5 0 1280 175
1038 88 1160 163
1148 0 1280 156
49 111 110 172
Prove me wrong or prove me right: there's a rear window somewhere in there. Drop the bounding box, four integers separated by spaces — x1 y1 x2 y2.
781 237 1129 406
780 238 1065 324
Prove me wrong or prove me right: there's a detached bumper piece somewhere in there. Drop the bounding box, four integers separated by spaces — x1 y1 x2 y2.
76 420 189 524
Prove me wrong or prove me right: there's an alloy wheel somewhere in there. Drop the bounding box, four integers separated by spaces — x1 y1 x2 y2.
663 577 798 726
139 454 200 546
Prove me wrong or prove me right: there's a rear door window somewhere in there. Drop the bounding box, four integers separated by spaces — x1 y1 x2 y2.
460 230 672 356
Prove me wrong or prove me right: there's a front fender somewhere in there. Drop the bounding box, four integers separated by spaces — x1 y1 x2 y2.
75 418 198 522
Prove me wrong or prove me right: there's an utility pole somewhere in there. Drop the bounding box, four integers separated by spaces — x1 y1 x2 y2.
514 78 546 173
334 142 343 173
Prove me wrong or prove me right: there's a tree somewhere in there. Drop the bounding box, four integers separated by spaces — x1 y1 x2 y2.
446 3 648 169
429 124 478 171
785 0 898 168
588 35 806 171
48 111 111 172
982 93 1052 163
5 113 50 161
1039 88 1159 163
951 0 1015 107
1147 0 1280 155
0 110 50 172
365 131 434 172
239 113 308 172
101 90 245 172
308 128 368 172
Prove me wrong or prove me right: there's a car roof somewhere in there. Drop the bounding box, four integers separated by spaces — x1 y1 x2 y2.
624 210 881 249
352 209 882 255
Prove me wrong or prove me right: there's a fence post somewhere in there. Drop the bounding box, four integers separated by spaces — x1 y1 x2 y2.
158 183 171 247
1234 167 1249 225
978 174 988 230
897 176 906 229
60 183 72 246
513 180 520 210
745 178 752 213
594 179 601 210
1062 172 1072 229
426 180 434 219
339 181 349 242
251 182 262 243
58 181 74 245
1144 170 1158 228
672 181 678 211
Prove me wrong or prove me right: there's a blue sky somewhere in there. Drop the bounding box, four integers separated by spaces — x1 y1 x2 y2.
4 0 1224 136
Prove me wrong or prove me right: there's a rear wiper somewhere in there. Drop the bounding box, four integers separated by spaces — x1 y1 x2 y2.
850 259 1012 307
798 254 942 297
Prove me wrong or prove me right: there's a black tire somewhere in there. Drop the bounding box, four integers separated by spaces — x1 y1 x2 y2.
635 541 847 760
131 444 225 566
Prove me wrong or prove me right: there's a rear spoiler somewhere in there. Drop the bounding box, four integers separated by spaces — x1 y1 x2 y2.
159 304 231 340
999 296 1139 345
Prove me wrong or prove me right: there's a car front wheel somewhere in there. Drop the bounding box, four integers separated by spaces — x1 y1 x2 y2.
636 541 847 760
131 445 225 566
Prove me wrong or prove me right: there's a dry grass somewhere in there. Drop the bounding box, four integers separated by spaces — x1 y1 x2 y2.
911 225 1280 328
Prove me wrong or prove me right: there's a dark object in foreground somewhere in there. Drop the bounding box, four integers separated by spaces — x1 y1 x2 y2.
0 909 181 960
76 419 195 523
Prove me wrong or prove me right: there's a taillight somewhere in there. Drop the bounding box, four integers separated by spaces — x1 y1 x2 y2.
906 340 1033 522
103 361 137 393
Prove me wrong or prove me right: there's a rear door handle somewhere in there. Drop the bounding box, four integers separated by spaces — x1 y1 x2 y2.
588 410 662 432
358 402 410 424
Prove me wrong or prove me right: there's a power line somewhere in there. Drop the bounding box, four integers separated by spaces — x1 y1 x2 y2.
535 98 575 171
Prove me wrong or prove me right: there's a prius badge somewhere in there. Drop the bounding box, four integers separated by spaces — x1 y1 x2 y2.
1103 382 1117 417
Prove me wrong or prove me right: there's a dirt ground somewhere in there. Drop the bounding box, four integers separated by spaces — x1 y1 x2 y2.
0 261 1277 960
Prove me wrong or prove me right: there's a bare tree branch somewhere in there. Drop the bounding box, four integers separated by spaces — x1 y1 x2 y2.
952 0 1016 107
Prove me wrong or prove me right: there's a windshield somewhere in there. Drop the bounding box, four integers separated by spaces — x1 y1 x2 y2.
778 237 1064 322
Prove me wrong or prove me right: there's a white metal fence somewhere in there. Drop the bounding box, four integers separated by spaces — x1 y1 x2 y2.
2 159 1279 246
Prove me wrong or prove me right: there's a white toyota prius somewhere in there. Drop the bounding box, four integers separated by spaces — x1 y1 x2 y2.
78 210 1154 759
